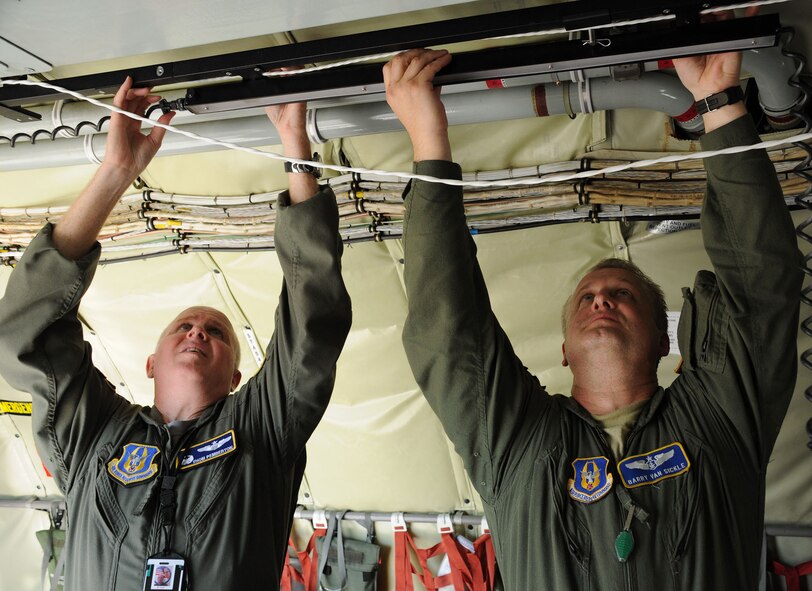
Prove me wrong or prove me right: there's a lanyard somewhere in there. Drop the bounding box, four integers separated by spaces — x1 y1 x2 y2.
157 427 196 555
158 469 179 554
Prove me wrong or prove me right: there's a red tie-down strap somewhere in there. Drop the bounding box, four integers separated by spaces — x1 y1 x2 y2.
281 538 306 591
769 559 812 591
393 517 495 591
280 513 329 591
472 532 496 590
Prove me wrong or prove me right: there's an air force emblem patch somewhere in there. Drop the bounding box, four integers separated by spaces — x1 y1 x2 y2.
619 442 690 488
568 456 613 503
108 443 161 486
178 430 237 471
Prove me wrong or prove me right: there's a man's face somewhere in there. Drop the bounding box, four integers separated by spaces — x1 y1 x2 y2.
146 307 241 394
563 268 668 367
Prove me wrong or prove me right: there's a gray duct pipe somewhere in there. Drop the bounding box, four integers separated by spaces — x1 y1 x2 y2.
0 75 701 172
527 72 703 134
742 46 804 130
0 64 663 140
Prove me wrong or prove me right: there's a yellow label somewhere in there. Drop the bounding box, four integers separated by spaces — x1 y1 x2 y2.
0 400 32 416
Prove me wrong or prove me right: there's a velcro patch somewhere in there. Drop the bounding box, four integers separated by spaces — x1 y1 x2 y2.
178 430 237 471
108 443 161 486
619 442 690 488
568 456 613 504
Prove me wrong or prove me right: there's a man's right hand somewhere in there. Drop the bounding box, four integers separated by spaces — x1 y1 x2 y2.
52 77 174 260
383 49 453 162
101 76 175 186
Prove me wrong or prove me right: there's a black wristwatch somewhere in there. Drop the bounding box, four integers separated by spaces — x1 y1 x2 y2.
284 153 321 178
693 86 744 116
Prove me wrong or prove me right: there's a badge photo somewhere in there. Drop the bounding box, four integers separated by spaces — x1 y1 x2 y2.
143 556 186 591
568 456 613 503
108 443 161 486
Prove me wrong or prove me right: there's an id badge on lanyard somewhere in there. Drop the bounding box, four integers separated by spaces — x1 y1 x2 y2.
143 553 188 591
145 444 190 590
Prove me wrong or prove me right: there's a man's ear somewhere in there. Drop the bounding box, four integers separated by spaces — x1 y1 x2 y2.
146 354 155 379
231 370 242 391
659 332 671 358
561 342 569 367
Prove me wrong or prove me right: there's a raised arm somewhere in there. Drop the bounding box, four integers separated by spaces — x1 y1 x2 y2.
673 51 802 459
265 101 319 204
244 102 352 466
387 50 554 502
53 77 174 259
0 78 174 490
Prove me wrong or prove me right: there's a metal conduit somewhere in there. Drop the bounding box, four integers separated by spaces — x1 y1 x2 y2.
2 497 810 537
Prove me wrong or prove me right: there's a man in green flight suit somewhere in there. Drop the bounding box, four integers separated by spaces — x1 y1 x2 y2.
384 46 801 590
0 80 351 590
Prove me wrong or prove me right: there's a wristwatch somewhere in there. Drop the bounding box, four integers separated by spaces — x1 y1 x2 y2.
284 153 321 178
693 86 744 116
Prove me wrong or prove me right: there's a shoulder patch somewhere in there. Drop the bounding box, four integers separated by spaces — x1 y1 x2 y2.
178 429 237 471
619 442 690 488
108 443 161 486
568 456 613 503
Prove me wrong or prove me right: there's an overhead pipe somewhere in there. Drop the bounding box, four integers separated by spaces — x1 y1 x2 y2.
0 75 704 172
0 63 668 141
527 71 703 134
741 46 804 130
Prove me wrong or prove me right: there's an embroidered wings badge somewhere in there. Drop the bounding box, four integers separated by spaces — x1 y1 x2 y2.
624 450 675 471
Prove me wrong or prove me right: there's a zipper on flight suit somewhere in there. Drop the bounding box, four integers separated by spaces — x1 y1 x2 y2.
602 423 642 591
700 290 719 364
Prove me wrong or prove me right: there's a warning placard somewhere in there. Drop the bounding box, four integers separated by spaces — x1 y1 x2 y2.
0 400 32 416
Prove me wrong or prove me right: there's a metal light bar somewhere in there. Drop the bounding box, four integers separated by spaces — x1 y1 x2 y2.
183 14 779 113
0 0 768 108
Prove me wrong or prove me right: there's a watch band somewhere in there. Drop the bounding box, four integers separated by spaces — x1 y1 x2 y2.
284 153 321 178
694 86 744 116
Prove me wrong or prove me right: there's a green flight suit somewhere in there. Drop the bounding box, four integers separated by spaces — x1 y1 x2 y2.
401 116 802 590
0 188 351 591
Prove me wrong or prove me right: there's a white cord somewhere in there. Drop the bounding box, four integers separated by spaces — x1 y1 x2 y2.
82 133 102 164
264 51 401 77
2 77 810 189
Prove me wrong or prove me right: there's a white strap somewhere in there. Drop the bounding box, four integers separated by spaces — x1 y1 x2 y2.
436 513 453 534
390 512 407 532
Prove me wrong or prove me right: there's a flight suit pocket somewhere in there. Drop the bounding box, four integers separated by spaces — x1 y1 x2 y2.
678 271 728 374
546 452 593 588
94 444 129 544
184 439 247 539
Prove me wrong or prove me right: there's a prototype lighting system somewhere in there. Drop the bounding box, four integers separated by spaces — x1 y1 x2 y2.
183 15 781 113
0 0 782 118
